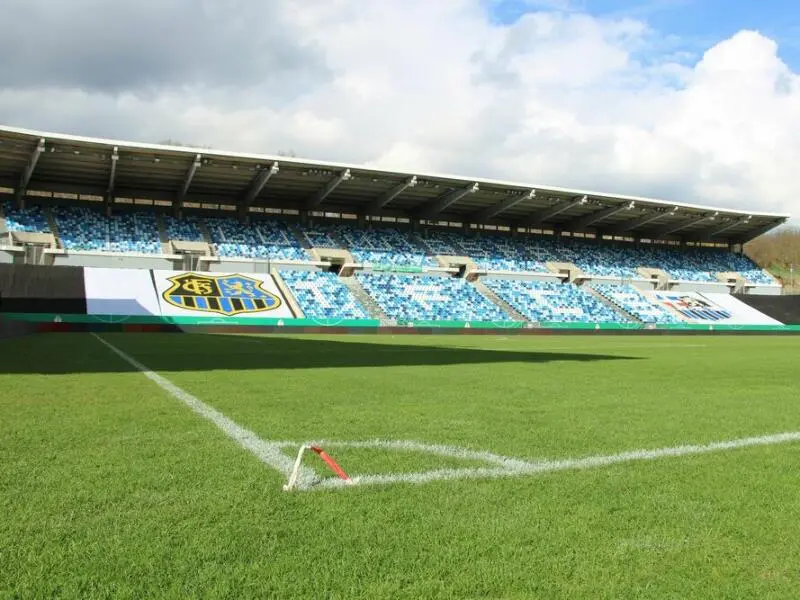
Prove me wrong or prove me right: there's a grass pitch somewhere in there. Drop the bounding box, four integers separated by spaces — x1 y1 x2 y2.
2 333 800 598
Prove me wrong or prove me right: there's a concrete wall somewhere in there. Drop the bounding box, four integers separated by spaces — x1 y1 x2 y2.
742 285 783 297
50 253 180 270
670 282 730 294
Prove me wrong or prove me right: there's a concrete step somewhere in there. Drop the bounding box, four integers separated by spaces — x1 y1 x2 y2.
340 275 393 325
584 285 643 324
472 279 529 323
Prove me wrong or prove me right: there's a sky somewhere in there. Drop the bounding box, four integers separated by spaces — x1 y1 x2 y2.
0 0 798 219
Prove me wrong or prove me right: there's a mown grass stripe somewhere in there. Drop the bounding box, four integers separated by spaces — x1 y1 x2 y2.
92 333 317 485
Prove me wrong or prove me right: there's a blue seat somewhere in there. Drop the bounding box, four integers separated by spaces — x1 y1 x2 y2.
52 206 160 253
206 217 308 260
357 273 510 322
484 279 623 323
279 270 368 320
592 284 680 324
3 202 50 233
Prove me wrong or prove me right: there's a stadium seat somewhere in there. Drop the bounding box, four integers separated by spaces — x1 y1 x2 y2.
280 270 369 320
484 279 623 323
418 230 550 272
206 217 308 261
3 202 51 233
357 273 510 322
299 224 341 249
591 284 681 324
52 206 161 254
5 201 778 287
337 225 435 267
255 220 311 261
163 216 205 242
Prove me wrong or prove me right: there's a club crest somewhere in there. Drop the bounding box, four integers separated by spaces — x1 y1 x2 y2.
163 273 282 316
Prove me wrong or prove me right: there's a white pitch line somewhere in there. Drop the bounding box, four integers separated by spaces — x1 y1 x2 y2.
90 335 800 494
301 439 534 469
92 334 318 486
310 431 800 491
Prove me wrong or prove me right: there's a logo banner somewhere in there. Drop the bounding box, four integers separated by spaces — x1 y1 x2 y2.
154 271 294 318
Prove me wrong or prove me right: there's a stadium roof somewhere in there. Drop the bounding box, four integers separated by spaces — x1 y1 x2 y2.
0 125 789 244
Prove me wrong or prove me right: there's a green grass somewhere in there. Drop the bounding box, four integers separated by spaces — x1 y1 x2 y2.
2 332 800 598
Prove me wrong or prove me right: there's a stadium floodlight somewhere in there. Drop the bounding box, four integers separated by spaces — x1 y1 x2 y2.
417 182 479 220
367 175 418 213
520 194 588 228
243 161 279 207
306 169 352 209
563 201 632 233
472 189 535 222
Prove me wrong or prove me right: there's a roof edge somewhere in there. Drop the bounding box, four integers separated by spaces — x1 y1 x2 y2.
0 124 791 221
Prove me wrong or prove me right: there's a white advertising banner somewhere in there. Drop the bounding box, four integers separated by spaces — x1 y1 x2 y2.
84 268 162 316
152 270 294 318
646 290 782 325
703 293 783 326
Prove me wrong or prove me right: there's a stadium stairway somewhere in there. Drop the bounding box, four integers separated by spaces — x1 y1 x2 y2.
289 224 313 250
45 208 60 248
198 220 214 246
156 216 171 253
472 279 529 322
585 285 643 323
339 275 393 324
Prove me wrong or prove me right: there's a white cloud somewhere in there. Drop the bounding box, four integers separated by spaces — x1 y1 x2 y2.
0 1 798 219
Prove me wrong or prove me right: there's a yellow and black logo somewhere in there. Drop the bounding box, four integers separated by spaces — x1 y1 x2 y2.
163 273 282 316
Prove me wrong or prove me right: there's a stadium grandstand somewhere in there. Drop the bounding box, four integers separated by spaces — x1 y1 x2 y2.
0 124 792 329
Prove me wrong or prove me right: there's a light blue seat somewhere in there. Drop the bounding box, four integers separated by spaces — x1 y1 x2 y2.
280 270 368 319
337 225 435 267
205 217 308 260
357 273 510 322
52 206 160 253
163 216 205 242
592 284 680 324
256 220 308 261
484 279 623 323
299 224 340 249
418 230 549 272
3 202 50 233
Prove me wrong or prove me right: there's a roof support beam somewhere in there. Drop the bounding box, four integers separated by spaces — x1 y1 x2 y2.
107 146 119 197
176 153 202 210
367 175 417 213
607 209 672 235
418 182 479 220
243 161 279 207
732 219 787 244
520 194 588 228
306 168 351 210
650 212 718 239
16 137 45 206
473 189 535 222
563 202 634 233
701 216 750 239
